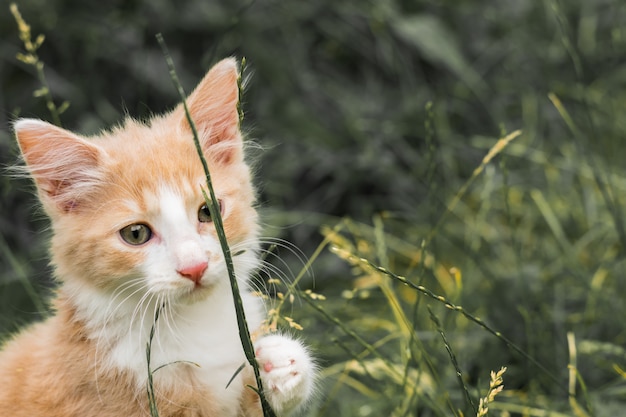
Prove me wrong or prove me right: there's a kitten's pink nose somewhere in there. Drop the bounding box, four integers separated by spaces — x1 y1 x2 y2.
177 261 208 284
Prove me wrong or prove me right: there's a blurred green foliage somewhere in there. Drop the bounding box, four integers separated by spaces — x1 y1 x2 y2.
3 0 626 415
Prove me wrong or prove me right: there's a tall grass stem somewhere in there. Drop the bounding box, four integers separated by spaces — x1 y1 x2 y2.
428 306 476 415
10 3 66 127
156 33 275 417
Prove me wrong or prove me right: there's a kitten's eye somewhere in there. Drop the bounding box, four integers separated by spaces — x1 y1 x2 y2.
198 200 222 223
119 223 152 245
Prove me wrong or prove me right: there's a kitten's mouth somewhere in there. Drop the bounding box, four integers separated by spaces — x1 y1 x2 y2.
183 279 215 300
193 280 213 293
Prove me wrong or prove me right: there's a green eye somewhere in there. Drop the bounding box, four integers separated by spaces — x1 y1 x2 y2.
198 200 222 223
120 223 152 245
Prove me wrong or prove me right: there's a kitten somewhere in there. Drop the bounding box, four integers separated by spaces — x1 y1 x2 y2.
1 58 315 416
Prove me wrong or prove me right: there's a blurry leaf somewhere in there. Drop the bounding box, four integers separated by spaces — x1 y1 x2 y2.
16 52 36 64
58 101 70 115
34 34 45 49
392 14 485 93
32 87 48 97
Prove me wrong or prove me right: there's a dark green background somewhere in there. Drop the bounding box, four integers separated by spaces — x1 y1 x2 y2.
2 0 626 415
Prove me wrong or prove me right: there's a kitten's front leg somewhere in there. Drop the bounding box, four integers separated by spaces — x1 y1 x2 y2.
254 334 316 416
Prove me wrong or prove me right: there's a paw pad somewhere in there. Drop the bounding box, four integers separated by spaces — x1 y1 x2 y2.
253 335 315 414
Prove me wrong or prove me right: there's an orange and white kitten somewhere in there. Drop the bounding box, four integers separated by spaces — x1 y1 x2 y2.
1 59 315 416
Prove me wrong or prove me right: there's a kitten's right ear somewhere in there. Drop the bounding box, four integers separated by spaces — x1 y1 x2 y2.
180 58 243 166
13 119 105 214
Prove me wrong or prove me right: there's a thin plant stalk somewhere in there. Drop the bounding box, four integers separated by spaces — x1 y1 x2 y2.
156 34 275 417
145 303 201 416
8 3 55 316
0 232 46 316
10 3 67 127
146 304 163 417
428 306 476 415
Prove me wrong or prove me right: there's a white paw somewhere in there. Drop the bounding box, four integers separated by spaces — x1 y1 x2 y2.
255 334 315 415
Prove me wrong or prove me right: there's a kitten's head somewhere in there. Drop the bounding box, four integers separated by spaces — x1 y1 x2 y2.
14 59 259 305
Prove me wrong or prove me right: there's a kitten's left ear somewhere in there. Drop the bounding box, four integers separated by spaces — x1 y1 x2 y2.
180 58 242 165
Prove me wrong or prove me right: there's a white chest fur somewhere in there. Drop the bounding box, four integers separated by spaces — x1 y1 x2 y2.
66 280 264 414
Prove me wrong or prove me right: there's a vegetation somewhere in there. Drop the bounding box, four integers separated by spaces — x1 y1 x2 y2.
2 0 626 416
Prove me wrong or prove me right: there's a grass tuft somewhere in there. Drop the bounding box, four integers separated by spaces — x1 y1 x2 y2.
476 367 506 417
9 3 68 126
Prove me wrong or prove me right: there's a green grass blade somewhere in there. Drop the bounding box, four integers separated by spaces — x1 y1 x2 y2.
156 33 276 417
428 306 475 416
0 233 46 316
146 304 163 417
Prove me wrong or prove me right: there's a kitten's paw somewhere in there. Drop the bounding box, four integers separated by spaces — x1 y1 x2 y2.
255 334 315 415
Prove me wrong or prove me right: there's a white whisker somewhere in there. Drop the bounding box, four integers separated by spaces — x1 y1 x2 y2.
161 299 183 346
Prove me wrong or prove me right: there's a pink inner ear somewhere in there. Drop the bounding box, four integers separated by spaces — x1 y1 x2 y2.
14 118 103 214
180 58 243 165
